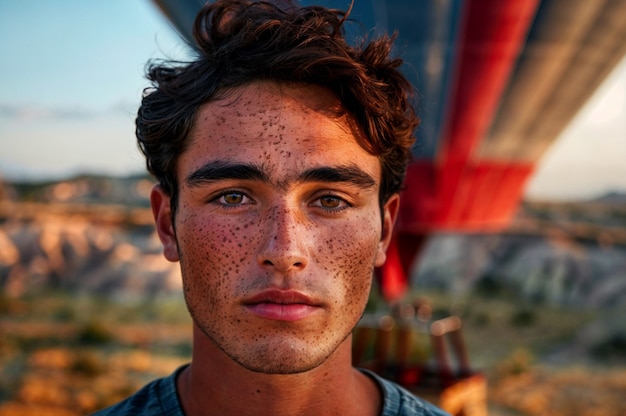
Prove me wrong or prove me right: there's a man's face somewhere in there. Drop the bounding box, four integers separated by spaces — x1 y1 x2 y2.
152 82 398 374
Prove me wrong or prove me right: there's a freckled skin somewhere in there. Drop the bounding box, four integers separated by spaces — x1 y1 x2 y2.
152 82 398 378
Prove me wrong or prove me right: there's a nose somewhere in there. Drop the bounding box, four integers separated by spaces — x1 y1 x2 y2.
257 205 309 273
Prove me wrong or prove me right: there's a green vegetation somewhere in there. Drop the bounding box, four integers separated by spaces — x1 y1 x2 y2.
76 320 114 345
510 308 536 327
495 348 535 377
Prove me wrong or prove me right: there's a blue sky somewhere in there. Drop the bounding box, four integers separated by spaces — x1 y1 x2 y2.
0 1 625 201
0 1 192 179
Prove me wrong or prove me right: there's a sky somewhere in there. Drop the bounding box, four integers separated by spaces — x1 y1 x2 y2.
0 1 625 202
0 1 191 179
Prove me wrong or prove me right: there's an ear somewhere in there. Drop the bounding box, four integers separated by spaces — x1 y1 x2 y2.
374 193 400 267
150 185 180 262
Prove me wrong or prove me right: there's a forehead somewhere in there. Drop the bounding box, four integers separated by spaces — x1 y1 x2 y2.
179 82 380 182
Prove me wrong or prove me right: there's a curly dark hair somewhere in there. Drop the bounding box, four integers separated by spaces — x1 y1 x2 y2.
137 0 419 213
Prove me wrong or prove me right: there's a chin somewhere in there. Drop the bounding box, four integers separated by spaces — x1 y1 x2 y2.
221 328 355 375
231 340 336 375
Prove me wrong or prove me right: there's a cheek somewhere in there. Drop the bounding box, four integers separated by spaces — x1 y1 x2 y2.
176 214 261 296
317 217 380 298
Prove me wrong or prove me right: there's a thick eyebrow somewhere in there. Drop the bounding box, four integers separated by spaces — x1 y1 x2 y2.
185 161 376 190
299 164 376 189
186 161 269 186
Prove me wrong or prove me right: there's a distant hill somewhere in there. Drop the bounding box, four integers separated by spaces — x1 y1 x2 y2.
1 173 154 207
0 174 177 298
412 194 626 309
413 231 626 309
592 192 626 205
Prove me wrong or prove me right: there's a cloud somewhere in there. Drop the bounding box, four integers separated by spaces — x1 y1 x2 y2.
0 103 130 121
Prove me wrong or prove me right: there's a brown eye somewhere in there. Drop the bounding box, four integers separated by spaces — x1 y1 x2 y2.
222 192 244 205
319 196 341 209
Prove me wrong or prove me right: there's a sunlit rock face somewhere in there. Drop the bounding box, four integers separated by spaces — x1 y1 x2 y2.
0 175 181 298
413 233 626 308
412 195 626 309
0 213 181 298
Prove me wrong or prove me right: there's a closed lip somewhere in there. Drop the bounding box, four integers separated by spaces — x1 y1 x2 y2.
241 289 322 306
242 289 323 321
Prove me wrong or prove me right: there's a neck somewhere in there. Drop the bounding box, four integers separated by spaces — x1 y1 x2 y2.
177 325 381 416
